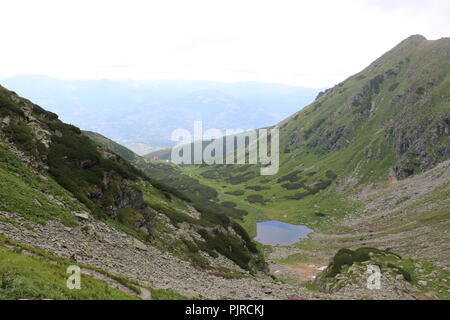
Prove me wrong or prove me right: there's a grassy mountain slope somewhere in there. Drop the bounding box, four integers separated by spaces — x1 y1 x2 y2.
174 36 450 298
183 35 449 235
82 130 266 271
278 35 449 182
0 84 267 296
0 235 139 300
84 130 252 221
83 130 139 163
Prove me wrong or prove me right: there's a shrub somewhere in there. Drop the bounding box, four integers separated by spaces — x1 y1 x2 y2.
281 182 304 190
116 208 144 229
231 221 258 254
227 172 258 185
225 190 245 196
326 247 383 278
388 82 399 92
198 229 253 271
246 194 266 205
285 191 310 200
325 170 338 180
220 201 237 208
277 170 302 183
304 119 326 139
415 87 425 95
306 179 332 194
245 185 269 191
315 212 326 217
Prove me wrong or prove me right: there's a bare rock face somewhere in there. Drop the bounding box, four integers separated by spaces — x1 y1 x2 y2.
74 212 90 220
391 107 450 179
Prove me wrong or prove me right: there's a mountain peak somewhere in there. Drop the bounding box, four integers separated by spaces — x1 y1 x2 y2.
399 34 427 46
405 34 427 41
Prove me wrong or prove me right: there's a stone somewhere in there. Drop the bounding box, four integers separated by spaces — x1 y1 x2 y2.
74 212 90 220
133 238 147 251
1 116 11 126
418 280 428 286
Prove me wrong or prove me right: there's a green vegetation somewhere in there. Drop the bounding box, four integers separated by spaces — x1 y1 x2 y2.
225 190 245 196
137 178 263 272
198 228 263 271
0 144 79 225
150 287 193 300
246 194 267 205
0 84 265 276
83 131 138 162
324 247 398 278
0 246 137 300
181 36 449 243
316 246 450 299
45 121 144 219
0 85 153 225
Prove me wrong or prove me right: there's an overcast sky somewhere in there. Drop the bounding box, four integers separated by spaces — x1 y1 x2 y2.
1 0 449 88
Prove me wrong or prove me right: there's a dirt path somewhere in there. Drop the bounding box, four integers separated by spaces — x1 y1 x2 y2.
138 286 152 300
81 268 152 300
269 262 327 282
3 240 152 299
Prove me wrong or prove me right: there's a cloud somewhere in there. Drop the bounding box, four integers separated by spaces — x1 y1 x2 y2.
0 0 448 87
362 0 447 13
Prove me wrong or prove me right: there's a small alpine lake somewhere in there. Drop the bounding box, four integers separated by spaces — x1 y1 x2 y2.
253 220 313 246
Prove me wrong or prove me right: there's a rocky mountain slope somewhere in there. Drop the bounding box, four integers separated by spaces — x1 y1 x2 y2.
0 85 278 299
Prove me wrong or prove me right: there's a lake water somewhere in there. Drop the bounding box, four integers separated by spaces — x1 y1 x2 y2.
253 220 313 246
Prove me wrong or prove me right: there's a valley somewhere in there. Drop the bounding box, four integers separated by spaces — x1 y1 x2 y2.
0 34 449 300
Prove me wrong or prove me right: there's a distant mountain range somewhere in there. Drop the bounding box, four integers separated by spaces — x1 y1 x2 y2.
0 76 321 154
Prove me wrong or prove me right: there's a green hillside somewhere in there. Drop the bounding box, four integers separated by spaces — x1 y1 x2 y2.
0 85 267 299
182 35 450 236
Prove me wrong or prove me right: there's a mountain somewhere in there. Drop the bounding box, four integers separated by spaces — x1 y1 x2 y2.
0 76 321 152
83 130 252 221
1 34 449 300
0 85 296 299
179 35 450 298
277 35 449 182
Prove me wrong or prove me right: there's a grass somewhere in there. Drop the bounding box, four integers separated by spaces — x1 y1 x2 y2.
0 246 138 300
182 164 361 237
149 287 193 300
0 144 79 226
0 235 199 300
178 38 449 246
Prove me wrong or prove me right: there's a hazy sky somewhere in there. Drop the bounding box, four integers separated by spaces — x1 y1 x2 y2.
1 0 449 87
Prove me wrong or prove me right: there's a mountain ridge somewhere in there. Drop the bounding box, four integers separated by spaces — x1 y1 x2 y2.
0 76 322 151
0 34 449 300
